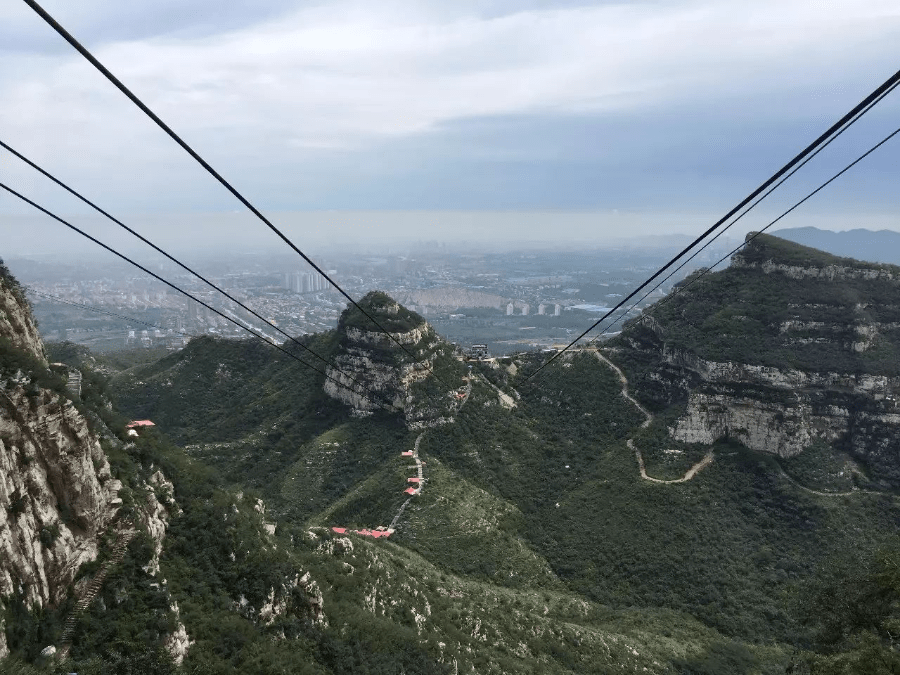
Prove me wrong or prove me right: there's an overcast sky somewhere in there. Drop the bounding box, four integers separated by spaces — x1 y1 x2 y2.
1 0 898 254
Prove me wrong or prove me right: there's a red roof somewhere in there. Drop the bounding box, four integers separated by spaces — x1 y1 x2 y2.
401 451 414 456
404 487 418 495
126 420 155 428
408 477 421 483
331 527 392 539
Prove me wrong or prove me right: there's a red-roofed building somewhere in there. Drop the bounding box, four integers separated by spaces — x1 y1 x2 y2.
126 420 155 428
408 477 421 483
401 451 414 456
404 487 418 495
331 526 393 539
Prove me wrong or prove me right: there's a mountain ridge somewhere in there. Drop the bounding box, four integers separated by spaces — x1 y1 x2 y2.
773 226 900 266
4 235 900 672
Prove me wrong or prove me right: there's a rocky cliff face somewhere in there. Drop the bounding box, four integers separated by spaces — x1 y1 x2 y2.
0 274 122 659
615 234 900 486
660 347 900 460
0 273 43 362
323 293 445 417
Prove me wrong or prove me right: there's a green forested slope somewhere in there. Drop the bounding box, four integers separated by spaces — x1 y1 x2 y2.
76 273 900 672
625 233 900 375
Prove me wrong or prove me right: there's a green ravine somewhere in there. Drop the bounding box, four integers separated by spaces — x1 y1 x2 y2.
3 237 900 673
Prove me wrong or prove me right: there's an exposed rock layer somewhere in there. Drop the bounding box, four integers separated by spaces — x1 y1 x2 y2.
616 235 900 485
0 278 122 658
324 303 438 413
0 280 43 361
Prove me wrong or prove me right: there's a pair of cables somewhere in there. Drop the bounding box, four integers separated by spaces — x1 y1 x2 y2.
22 0 456 394
0 178 403 411
4 0 461 409
585 122 900 346
526 66 900 379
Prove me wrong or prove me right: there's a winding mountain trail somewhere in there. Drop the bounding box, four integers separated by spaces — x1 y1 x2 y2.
773 461 891 499
57 524 136 660
589 349 714 484
339 373 470 537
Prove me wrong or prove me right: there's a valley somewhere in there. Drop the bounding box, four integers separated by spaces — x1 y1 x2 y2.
2 234 900 673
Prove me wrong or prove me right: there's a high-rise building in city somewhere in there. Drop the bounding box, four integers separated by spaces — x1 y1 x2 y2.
290 270 328 293
506 303 514 316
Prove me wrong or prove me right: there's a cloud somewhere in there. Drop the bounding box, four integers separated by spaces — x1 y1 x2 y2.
0 0 898 217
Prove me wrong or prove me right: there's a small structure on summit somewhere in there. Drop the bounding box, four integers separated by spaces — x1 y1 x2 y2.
125 420 155 437
467 344 490 360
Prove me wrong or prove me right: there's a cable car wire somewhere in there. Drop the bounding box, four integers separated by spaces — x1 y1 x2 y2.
586 80 900 345
24 0 453 390
0 181 400 411
526 66 900 381
0 138 370 391
633 122 900 324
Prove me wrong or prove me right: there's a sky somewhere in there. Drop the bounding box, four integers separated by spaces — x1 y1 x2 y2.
1 0 898 255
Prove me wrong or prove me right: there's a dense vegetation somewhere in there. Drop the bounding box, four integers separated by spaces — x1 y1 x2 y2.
621 233 900 376
736 232 892 270
8 270 900 672
46 341 172 374
101 323 900 666
338 291 425 334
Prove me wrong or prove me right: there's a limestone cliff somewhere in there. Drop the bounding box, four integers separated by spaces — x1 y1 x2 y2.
0 266 43 362
614 233 900 486
0 270 122 658
323 292 459 423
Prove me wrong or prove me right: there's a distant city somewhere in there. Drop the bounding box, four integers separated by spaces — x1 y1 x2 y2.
8 237 740 355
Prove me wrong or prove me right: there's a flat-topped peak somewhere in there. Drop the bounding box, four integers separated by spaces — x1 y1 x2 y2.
734 232 897 272
338 291 427 336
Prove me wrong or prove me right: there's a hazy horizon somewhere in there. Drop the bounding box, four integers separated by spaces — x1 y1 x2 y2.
2 0 898 261
6 208 900 261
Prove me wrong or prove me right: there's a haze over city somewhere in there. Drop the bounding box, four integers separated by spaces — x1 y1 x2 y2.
1 0 898 257
4 2 900 673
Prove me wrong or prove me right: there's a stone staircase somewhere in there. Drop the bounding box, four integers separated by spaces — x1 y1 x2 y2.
56 526 136 660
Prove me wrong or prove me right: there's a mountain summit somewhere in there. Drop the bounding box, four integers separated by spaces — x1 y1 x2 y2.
325 291 466 424
616 232 900 486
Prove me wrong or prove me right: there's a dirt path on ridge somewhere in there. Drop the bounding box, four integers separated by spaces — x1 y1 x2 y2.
773 460 891 499
589 349 714 484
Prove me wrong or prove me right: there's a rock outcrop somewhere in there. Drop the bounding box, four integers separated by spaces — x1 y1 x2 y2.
0 270 43 362
614 233 900 485
0 384 123 607
323 292 442 415
0 272 122 658
164 602 193 666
